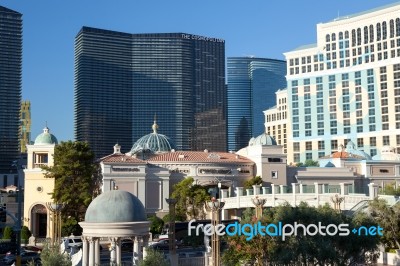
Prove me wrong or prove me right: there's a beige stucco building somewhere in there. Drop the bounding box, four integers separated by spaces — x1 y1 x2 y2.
23 127 58 238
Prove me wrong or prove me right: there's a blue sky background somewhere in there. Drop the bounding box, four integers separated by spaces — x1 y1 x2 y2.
1 0 399 142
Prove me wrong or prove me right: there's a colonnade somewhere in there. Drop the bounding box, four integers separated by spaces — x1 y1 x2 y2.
81 235 149 266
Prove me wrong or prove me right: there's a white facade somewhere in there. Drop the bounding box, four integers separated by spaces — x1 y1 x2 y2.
283 3 400 164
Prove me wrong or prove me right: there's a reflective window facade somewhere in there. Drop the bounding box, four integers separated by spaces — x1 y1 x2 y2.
227 57 286 151
75 28 226 158
0 6 22 172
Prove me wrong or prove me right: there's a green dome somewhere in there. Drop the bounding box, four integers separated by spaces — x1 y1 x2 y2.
130 120 176 154
34 127 58 145
85 190 146 223
249 133 277 146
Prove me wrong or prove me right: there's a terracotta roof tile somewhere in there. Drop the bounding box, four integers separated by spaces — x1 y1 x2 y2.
100 154 145 164
147 151 253 163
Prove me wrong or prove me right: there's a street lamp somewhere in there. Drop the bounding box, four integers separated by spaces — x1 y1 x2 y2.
165 198 178 266
46 202 65 245
11 160 22 266
205 197 225 266
251 196 266 219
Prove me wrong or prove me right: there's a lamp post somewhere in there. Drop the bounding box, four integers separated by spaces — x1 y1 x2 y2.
331 194 344 212
251 196 266 219
165 198 177 266
206 197 225 266
11 160 22 266
46 202 65 245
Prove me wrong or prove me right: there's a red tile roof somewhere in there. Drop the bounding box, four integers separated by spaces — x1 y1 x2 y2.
100 153 146 164
147 151 253 163
321 151 364 159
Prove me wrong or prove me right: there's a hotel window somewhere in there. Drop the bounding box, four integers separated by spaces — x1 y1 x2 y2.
356 110 362 117
357 126 363 133
370 137 376 146
305 131 312 137
294 154 300 163
357 138 364 148
318 141 325 150
397 135 400 145
344 127 351 134
390 19 395 38
306 141 312 150
331 140 338 150
318 152 325 158
383 136 390 145
331 128 337 135
306 153 312 160
271 171 278 179
293 142 300 152
369 25 374 42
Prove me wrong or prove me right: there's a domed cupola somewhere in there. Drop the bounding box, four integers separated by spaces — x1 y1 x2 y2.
34 126 58 145
130 118 176 154
249 133 277 146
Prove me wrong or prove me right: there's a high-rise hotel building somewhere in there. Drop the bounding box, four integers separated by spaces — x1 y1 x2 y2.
75 27 226 158
284 3 400 164
0 6 22 173
227 57 286 152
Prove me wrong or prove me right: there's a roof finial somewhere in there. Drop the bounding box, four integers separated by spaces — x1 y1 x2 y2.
43 121 49 133
152 114 159 133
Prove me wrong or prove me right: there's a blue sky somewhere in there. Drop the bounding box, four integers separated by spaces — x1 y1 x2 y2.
1 0 399 142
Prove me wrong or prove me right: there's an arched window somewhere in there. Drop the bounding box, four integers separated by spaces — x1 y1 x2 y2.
396 18 400 37
351 29 356 46
332 33 336 41
339 32 343 40
369 25 374 42
326 34 330 42
357 28 361 45
377 23 381 41
364 26 369 44
390 19 394 38
345 31 349 39
382 21 387 40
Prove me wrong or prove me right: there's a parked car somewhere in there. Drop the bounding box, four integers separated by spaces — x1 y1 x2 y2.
2 250 41 265
148 239 179 250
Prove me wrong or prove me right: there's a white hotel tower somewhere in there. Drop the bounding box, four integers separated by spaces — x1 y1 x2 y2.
281 2 400 164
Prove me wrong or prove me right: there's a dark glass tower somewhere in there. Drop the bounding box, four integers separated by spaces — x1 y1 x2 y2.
75 28 226 158
0 6 22 173
227 57 286 151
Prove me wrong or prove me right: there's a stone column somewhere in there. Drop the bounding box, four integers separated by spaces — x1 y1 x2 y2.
95 238 100 266
82 236 89 266
136 236 142 261
133 236 139 265
116 238 122 265
109 237 117 265
88 237 95 266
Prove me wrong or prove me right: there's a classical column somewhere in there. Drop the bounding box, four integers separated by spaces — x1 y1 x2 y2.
82 236 89 266
116 238 122 265
133 236 139 265
205 197 225 266
109 237 117 266
136 236 143 261
88 237 95 266
95 238 100 266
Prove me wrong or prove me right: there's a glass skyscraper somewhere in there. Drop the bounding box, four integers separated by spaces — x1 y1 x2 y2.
0 6 22 173
227 57 286 151
75 27 226 158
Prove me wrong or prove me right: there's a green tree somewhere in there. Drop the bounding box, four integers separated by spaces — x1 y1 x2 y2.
139 248 169 266
369 198 400 250
296 159 319 167
2 226 13 239
148 216 164 235
21 226 32 244
171 177 210 220
43 141 101 235
222 202 380 266
243 176 262 190
34 243 72 266
382 183 400 196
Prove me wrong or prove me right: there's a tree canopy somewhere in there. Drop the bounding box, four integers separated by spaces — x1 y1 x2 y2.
171 177 210 220
243 176 262 190
43 141 101 235
222 202 380 266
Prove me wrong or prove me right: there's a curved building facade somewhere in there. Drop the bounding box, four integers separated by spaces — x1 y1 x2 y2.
75 28 226 158
227 57 286 152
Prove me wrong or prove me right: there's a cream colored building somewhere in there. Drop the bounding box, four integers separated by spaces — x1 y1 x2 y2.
264 89 288 155
283 3 400 164
23 127 58 238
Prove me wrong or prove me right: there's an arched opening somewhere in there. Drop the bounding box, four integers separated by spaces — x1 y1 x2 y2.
31 204 47 238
